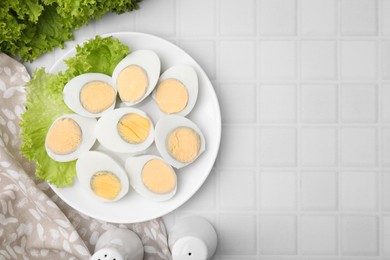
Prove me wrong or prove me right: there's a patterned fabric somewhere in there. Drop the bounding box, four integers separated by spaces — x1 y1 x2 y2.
0 53 172 260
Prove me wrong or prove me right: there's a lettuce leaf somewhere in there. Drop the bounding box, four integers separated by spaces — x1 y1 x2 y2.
20 36 129 187
0 0 141 61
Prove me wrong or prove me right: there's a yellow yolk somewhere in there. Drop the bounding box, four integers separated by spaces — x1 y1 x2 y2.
46 118 82 155
90 171 121 200
117 113 151 144
117 65 148 103
155 79 189 114
167 127 201 163
80 81 116 113
141 159 176 194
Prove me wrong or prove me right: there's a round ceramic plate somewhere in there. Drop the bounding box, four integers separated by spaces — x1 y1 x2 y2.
49 32 221 223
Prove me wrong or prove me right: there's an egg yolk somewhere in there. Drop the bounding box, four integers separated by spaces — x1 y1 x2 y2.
167 127 201 163
80 81 116 113
117 65 148 103
141 159 176 194
154 79 189 114
117 113 151 144
46 118 82 155
90 171 121 200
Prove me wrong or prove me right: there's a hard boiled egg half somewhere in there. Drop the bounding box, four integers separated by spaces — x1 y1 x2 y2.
96 107 154 154
112 50 161 106
155 115 205 169
76 151 129 202
63 73 117 118
45 114 96 162
152 65 198 116
125 155 177 201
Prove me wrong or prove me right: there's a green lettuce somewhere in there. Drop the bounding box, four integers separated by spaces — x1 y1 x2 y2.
0 0 141 61
20 36 129 187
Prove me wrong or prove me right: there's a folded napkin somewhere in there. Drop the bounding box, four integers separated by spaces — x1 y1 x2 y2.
0 53 172 260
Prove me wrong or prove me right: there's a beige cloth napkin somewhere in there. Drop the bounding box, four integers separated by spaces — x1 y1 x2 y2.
0 53 172 260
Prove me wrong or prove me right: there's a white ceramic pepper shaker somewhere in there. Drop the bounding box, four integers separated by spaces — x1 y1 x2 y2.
91 228 144 260
168 216 218 260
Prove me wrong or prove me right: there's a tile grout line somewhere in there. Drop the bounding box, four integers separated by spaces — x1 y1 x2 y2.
336 0 342 256
296 0 302 256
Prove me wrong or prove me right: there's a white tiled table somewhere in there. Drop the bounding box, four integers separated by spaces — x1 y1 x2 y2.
25 0 390 259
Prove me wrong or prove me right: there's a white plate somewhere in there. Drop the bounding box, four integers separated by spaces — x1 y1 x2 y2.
49 32 221 223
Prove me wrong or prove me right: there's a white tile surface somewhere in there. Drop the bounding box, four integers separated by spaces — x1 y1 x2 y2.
341 216 379 256
259 0 296 35
259 128 297 166
300 0 336 35
340 171 378 211
259 215 297 255
341 0 378 35
301 172 338 210
300 41 336 80
259 85 296 123
301 215 338 255
301 84 338 123
259 172 296 210
26 1 390 258
341 41 378 80
259 41 297 80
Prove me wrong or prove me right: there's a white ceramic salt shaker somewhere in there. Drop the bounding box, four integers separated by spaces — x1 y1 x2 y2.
168 216 218 260
91 228 144 260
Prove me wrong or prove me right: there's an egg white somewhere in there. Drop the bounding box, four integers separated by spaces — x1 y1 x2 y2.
76 151 129 202
155 115 206 169
112 50 161 106
63 73 117 118
152 65 198 116
95 107 155 154
125 155 177 202
45 114 96 162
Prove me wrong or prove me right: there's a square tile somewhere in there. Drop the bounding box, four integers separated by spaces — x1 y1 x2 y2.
259 128 297 166
301 128 337 166
217 126 256 167
95 12 134 35
218 84 256 124
383 85 390 123
178 41 216 79
301 41 336 80
340 128 377 167
301 215 338 255
385 216 390 255
259 0 296 35
340 172 378 211
341 0 377 35
301 85 338 123
179 170 216 211
384 0 390 35
341 216 378 256
220 0 256 36
259 215 297 255
383 41 390 80
219 41 256 80
259 41 297 80
218 214 257 255
301 0 336 35
259 85 296 123
219 170 256 210
259 172 296 210
341 41 377 80
340 84 377 123
135 0 175 36
384 172 390 210
383 128 390 167
301 172 338 211
178 0 215 36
